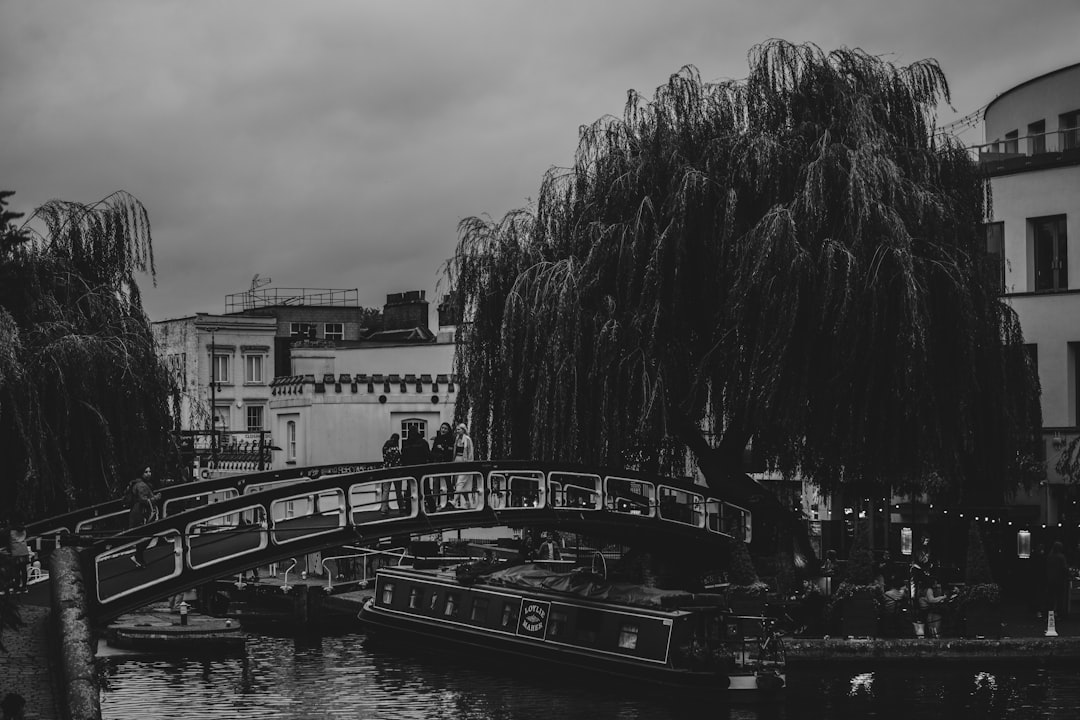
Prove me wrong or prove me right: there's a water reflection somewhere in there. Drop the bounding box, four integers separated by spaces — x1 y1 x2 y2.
99 632 1080 720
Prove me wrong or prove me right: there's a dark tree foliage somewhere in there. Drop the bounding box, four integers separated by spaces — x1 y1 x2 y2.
0 190 179 520
727 539 760 586
964 520 994 585
844 522 876 586
446 40 1042 502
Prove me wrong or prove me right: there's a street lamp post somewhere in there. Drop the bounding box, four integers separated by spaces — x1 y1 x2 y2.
207 326 221 471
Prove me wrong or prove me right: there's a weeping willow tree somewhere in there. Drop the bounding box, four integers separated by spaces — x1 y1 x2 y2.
0 190 178 520
445 40 1042 507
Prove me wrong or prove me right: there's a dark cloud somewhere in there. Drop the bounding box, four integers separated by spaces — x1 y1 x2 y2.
3 0 1078 320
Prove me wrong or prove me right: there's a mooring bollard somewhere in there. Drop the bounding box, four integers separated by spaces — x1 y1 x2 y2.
179 600 190 626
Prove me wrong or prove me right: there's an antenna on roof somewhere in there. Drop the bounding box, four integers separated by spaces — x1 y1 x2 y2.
245 274 272 310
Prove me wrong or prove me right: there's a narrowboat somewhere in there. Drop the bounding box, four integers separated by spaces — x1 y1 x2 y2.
357 562 785 697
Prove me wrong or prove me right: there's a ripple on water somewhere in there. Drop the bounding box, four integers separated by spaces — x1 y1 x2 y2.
99 633 1080 720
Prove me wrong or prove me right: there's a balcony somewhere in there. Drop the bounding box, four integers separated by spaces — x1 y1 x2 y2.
972 129 1080 176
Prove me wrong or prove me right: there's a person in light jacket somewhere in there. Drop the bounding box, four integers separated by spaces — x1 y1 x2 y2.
452 424 475 508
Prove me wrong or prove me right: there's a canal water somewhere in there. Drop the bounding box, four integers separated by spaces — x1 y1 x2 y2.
99 630 1080 719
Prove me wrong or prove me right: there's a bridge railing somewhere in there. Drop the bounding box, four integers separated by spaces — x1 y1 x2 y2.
26 461 384 549
84 461 751 617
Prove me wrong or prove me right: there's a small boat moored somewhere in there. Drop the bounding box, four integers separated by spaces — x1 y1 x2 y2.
357 561 785 698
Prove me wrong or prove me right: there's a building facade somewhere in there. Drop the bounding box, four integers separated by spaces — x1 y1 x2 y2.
153 287 457 475
980 62 1080 525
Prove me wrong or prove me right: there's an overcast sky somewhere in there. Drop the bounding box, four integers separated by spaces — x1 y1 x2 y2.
3 1 1078 321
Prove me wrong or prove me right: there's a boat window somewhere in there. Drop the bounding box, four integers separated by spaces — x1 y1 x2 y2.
470 597 489 622
548 610 568 638
408 587 421 609
576 609 604 646
618 623 640 650
429 591 439 611
501 601 519 628
381 582 395 605
445 593 460 617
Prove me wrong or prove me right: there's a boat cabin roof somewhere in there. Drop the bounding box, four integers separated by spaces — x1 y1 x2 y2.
378 563 725 617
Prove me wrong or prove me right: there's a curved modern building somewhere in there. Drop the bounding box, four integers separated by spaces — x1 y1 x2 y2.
980 62 1080 525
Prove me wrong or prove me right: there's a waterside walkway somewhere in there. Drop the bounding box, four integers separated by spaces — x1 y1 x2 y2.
0 583 59 720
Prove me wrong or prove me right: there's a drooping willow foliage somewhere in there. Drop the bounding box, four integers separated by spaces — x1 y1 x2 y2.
445 40 1042 502
0 190 179 520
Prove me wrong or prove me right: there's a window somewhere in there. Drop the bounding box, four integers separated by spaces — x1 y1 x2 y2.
286 421 297 462
245 355 264 384
381 582 395 605
576 609 603 646
984 222 1005 294
429 592 439 611
401 418 427 441
1032 215 1068 292
212 354 230 384
1028 120 1046 154
409 587 421 609
1003 129 1019 154
246 405 264 432
547 610 568 638
444 593 459 617
1062 110 1080 151
470 597 489 622
501 602 518 628
618 623 640 650
290 322 316 339
324 323 344 341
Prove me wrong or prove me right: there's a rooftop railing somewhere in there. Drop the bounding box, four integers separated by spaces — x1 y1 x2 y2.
225 287 361 313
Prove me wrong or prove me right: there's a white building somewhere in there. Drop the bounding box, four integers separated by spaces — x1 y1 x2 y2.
154 287 460 475
979 61 1080 523
272 339 458 468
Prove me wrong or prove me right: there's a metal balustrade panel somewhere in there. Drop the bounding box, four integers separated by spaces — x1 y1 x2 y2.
604 476 656 518
188 505 269 569
548 471 602 510
657 485 706 529
271 488 348 544
95 530 183 604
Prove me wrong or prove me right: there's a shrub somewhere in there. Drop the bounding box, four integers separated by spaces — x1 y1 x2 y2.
845 521 876 586
964 521 994 585
728 539 760 586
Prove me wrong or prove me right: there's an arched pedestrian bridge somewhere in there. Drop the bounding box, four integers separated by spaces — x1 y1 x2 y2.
28 461 752 622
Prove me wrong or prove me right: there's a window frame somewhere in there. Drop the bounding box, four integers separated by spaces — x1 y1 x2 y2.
1031 215 1068 293
984 221 1005 294
246 405 265 432
244 354 264 384
617 623 640 650
212 353 230 385
401 418 427 441
286 421 297 462
324 323 344 341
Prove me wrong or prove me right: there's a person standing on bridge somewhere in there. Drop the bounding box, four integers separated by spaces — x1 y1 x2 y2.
380 433 403 516
452 423 475 509
6 523 31 594
431 422 455 509
125 466 160 566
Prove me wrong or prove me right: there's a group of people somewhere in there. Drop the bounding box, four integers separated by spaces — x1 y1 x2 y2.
380 422 475 515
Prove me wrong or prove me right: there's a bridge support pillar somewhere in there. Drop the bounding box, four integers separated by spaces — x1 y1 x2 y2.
49 545 101 720
289 584 325 625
